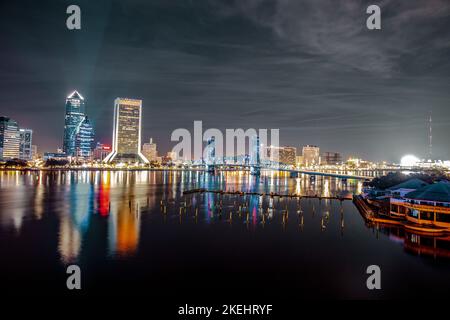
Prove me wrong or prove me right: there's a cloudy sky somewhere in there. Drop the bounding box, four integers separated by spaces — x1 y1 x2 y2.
1 0 449 161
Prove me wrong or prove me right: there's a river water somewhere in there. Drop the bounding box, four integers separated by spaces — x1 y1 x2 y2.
0 170 449 298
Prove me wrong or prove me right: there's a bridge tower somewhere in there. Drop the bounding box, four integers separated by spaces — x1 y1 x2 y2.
250 135 261 176
205 137 216 173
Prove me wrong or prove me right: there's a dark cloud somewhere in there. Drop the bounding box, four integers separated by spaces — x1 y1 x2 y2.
0 0 449 161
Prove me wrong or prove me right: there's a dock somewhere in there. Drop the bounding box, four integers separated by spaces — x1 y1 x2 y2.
353 195 449 235
183 188 353 201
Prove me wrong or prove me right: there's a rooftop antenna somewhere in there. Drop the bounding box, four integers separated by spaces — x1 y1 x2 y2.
428 109 433 159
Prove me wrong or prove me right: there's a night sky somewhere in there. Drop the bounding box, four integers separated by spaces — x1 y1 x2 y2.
1 0 449 162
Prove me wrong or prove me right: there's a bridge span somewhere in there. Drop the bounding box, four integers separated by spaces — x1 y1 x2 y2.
194 164 374 180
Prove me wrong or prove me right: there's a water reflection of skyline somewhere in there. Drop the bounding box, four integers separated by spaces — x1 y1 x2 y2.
1 170 449 263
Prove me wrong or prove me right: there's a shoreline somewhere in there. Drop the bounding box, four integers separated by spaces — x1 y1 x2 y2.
0 167 208 172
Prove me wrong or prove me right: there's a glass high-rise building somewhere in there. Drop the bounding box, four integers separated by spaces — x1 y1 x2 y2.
75 116 94 158
0 116 20 160
104 98 148 163
63 91 86 156
19 128 33 160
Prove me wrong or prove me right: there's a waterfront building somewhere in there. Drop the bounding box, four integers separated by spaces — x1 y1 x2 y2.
63 91 86 156
43 152 68 161
321 152 342 166
31 145 38 160
279 146 296 166
296 155 304 167
142 138 158 162
75 116 94 158
104 98 148 163
302 145 320 167
346 157 373 169
167 151 177 161
161 155 172 165
264 146 296 166
93 143 111 161
0 116 20 160
19 128 33 161
390 181 450 230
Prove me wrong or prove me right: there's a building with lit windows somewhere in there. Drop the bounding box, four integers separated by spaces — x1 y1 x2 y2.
104 98 148 163
63 91 86 156
279 146 296 166
390 181 450 231
265 145 296 166
142 138 157 162
31 145 38 160
93 143 111 161
322 152 342 166
75 116 94 158
166 151 177 162
19 128 33 160
0 116 20 160
302 145 320 167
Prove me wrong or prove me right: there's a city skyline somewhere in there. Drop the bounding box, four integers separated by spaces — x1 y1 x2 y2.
1 0 449 162
0 89 447 165
1 0 450 303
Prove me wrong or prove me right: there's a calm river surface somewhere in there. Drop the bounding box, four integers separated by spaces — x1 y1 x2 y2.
0 170 449 298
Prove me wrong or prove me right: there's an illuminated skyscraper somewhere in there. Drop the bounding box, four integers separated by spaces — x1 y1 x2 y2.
63 91 86 156
0 116 20 160
104 98 148 163
75 116 94 158
19 128 33 160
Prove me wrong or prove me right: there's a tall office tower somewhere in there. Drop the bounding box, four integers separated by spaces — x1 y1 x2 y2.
142 138 158 162
104 98 148 163
0 116 20 160
302 145 320 167
19 128 33 160
63 91 86 156
75 116 94 158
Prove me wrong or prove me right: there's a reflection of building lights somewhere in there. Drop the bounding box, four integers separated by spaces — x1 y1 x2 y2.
58 215 81 264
